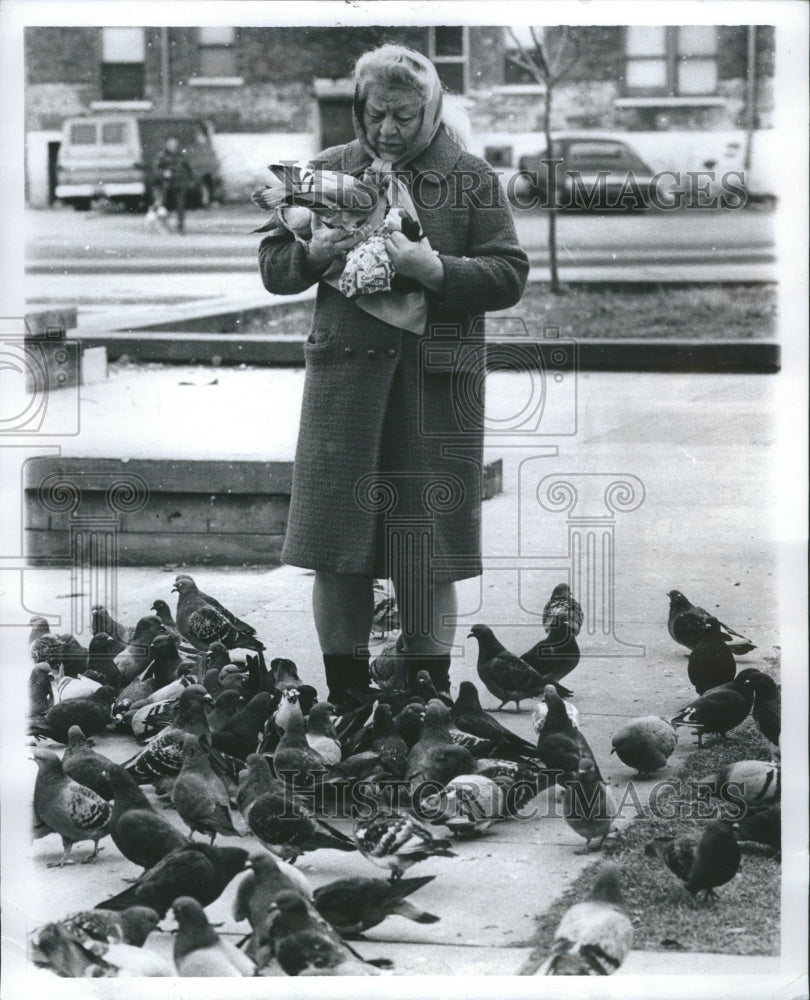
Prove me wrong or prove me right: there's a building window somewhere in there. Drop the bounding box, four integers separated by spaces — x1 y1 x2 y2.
101 27 145 100
625 25 717 96
198 26 237 77
502 26 544 85
428 26 468 94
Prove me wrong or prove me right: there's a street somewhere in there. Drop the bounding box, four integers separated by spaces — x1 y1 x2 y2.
24 202 776 314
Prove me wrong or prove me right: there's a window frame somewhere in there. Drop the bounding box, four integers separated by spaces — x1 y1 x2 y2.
197 25 238 79
427 26 469 94
624 25 718 97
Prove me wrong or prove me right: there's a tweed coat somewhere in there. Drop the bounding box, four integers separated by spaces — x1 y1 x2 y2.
258 126 529 583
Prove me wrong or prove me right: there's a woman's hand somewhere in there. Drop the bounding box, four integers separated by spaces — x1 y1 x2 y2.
384 231 445 293
305 227 364 271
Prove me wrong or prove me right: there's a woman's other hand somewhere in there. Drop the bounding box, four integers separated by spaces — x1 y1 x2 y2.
305 227 365 270
384 230 445 293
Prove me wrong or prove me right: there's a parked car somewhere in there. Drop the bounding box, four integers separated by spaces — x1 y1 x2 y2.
55 116 224 211
512 134 666 211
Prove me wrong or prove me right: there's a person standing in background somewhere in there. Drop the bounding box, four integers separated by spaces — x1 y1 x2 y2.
153 137 192 233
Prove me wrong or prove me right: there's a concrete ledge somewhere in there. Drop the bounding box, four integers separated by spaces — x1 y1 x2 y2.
73 329 780 373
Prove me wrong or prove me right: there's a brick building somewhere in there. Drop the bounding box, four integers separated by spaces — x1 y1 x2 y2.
25 23 775 205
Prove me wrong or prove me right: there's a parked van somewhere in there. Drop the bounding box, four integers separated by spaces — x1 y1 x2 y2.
55 116 224 210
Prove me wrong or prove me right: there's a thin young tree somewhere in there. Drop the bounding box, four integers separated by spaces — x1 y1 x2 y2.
506 27 581 294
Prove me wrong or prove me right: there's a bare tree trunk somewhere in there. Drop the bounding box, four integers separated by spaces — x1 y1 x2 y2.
543 83 561 294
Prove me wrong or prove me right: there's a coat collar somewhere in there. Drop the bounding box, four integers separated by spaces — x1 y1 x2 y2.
340 125 462 180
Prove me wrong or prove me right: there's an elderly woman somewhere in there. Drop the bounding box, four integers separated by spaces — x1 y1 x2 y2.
259 44 528 710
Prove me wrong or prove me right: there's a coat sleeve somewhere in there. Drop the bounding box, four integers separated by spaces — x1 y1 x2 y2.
258 230 325 296
431 167 529 316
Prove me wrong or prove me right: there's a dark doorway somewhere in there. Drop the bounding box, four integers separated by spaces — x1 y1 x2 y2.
47 142 61 205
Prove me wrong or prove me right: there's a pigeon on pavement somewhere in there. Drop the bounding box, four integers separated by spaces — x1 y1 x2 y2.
687 618 737 694
670 675 753 748
468 624 550 711
30 686 116 744
421 773 505 836
735 803 780 854
106 763 187 871
122 684 212 783
213 690 276 760
207 688 244 730
172 896 256 976
370 703 409 778
562 758 617 852
451 681 540 757
531 695 580 733
667 590 755 654
61 725 116 799
174 574 259 635
171 733 242 843
29 663 56 717
30 912 170 977
538 862 632 975
406 699 474 794
305 702 342 765
114 616 167 685
475 757 559 813
353 807 456 880
29 614 52 648
233 852 315 945
87 633 124 691
699 759 780 810
392 702 426 748
92 604 131 645
57 633 89 678
541 583 584 636
262 890 382 975
537 685 602 779
313 875 439 936
521 622 581 687
237 753 356 859
645 819 741 902
33 748 111 866
30 633 64 671
273 701 328 789
271 657 303 693
173 577 265 661
610 716 678 776
94 843 248 917
736 668 780 750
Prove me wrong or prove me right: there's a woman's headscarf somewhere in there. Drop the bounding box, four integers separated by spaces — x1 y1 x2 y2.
351 44 444 170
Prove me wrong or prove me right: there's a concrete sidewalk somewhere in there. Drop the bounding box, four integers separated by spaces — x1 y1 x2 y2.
2 365 788 981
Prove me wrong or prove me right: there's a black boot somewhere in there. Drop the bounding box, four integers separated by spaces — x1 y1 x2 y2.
322 651 371 714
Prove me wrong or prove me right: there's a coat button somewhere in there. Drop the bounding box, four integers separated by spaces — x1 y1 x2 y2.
367 349 376 358
387 349 397 357
344 347 354 355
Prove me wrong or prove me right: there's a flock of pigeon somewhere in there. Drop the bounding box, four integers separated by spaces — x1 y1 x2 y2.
25 578 780 977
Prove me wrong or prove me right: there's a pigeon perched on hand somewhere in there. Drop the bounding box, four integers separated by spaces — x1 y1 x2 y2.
645 819 741 903
33 748 111 866
667 590 755 654
468 624 550 711
106 763 187 871
538 862 632 975
313 875 439 936
94 843 248 917
171 733 242 843
562 758 617 853
30 686 116 744
687 618 737 694
171 896 256 977
670 675 753 748
610 716 678 776
61 725 116 799
353 807 457 881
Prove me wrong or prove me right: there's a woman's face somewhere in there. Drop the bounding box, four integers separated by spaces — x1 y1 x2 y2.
362 83 425 160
